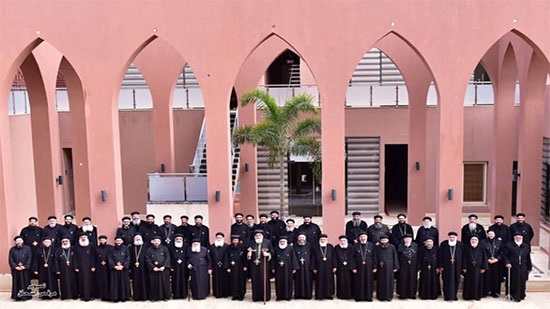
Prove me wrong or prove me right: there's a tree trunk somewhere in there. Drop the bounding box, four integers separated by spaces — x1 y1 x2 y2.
279 153 286 218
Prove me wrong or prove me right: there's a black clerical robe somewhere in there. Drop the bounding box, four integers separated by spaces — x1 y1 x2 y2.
116 226 136 246
391 223 414 247
438 240 464 301
311 244 336 300
267 219 286 243
129 244 148 300
187 246 212 300
20 226 42 267
396 242 418 299
273 245 299 300
417 245 440 300
367 224 391 245
284 228 297 245
503 241 532 302
509 222 534 245
224 243 247 300
75 244 96 301
293 242 313 299
43 224 64 246
482 238 504 296
297 223 321 244
145 244 171 301
94 244 111 300
61 223 79 244
461 223 487 243
375 243 399 301
353 242 376 301
53 246 78 299
210 243 230 298
231 222 250 242
159 223 177 246
77 226 98 245
140 223 159 244
415 226 439 247
108 244 131 301
176 224 192 244
345 220 368 243
190 224 210 248
333 244 355 299
247 239 274 302
169 244 188 299
488 223 511 244
32 245 59 299
9 245 32 300
462 244 488 300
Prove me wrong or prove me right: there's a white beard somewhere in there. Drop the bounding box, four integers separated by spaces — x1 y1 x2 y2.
423 223 432 229
49 223 56 228
471 243 478 248
191 245 201 252
134 240 143 246
286 227 295 232
247 223 254 228
174 242 183 248
79 239 89 247
340 244 348 249
404 241 412 247
215 240 224 247
469 223 477 232
133 219 141 225
255 238 263 244
82 225 93 232
515 240 523 246
319 242 327 247
279 243 288 249
426 245 433 249
62 244 70 249
448 240 457 246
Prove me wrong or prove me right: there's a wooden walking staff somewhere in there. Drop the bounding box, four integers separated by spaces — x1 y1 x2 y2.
262 248 268 305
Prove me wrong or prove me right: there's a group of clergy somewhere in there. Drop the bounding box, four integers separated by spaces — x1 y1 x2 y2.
9 211 534 303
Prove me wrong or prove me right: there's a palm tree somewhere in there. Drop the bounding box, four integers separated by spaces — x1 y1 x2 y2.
233 89 321 218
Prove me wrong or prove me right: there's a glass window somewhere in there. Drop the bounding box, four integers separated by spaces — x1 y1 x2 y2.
463 162 487 203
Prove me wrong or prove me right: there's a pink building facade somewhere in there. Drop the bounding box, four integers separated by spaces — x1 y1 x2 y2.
1 0 550 274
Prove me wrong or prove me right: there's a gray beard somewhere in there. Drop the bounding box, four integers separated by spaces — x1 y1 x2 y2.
191 246 200 252
469 223 477 232
374 223 382 229
62 244 70 249
353 219 361 227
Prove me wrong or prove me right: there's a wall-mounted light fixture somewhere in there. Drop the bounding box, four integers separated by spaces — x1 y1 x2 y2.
415 161 420 171
215 190 221 202
101 190 108 202
331 189 337 201
161 163 166 173
512 170 521 182
56 175 63 185
447 188 453 201
244 163 249 172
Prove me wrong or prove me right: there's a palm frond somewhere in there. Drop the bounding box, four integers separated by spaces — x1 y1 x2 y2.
281 93 317 129
291 118 321 139
241 89 280 123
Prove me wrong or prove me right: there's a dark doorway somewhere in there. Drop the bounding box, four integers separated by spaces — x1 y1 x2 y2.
266 50 300 85
384 144 408 214
62 148 76 215
229 87 238 110
288 161 321 216
512 160 518 216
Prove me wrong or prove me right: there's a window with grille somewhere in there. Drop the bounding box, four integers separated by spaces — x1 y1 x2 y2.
463 162 487 204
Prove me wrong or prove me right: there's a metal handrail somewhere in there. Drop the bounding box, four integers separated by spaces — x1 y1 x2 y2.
190 117 207 174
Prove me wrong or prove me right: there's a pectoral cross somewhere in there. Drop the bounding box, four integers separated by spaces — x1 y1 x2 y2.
135 262 140 267
254 259 261 266
279 261 285 267
428 265 432 270
450 258 455 264
299 257 305 264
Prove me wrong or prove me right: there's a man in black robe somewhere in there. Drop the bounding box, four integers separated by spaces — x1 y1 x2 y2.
255 214 273 242
169 234 188 299
116 216 136 246
141 214 159 244
438 231 463 301
94 235 111 300
42 215 63 247
146 235 171 301
225 235 247 300
334 235 355 299
272 236 299 300
108 236 131 302
488 215 511 244
417 237 440 300
482 229 504 297
374 234 399 301
61 215 79 244
345 211 368 244
461 214 487 243
32 237 59 299
53 237 78 299
177 215 192 244
129 234 148 301
293 233 313 299
396 233 418 299
353 231 376 301
20 216 42 260
247 229 273 302
391 213 414 247
210 232 230 298
367 215 390 245
245 214 257 242
188 238 212 300
74 233 96 301
504 233 532 302
415 216 439 247
130 211 146 233
230 213 249 242
78 217 98 245
159 214 177 246
297 215 321 245
311 234 335 300
462 235 488 300
267 210 286 244
284 218 297 245
190 215 210 248
509 213 534 245
9 236 32 301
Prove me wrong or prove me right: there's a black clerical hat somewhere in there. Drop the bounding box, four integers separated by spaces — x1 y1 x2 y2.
151 235 162 240
515 213 526 217
13 235 23 241
259 214 268 218
270 210 279 215
146 214 155 219
286 218 295 223
114 235 123 240
64 214 73 219
130 211 140 216
403 234 413 239
447 231 458 236
191 238 201 243
513 231 524 237
358 231 368 237
373 215 383 220
278 236 288 241
47 215 57 220
216 232 225 237
41 237 52 242
163 214 172 219
28 216 38 221
122 216 131 221
230 235 241 240
494 215 504 220
424 236 435 241
78 232 88 237
338 235 348 240
98 235 107 240
379 234 389 240
234 213 244 217
194 215 203 220
468 214 478 219
423 216 432 221
173 233 184 239
352 211 361 216
82 217 91 221
319 234 328 238
253 229 264 236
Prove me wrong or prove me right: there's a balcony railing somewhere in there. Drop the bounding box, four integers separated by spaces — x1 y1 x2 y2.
148 173 207 203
